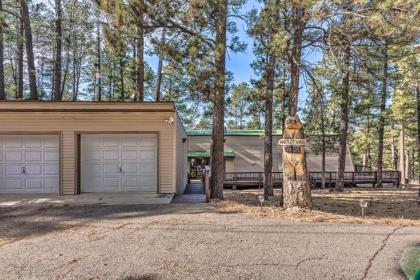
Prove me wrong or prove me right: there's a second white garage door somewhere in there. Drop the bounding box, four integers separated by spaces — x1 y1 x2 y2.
81 134 158 192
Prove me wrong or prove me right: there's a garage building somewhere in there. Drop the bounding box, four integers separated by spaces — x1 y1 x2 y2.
0 102 188 195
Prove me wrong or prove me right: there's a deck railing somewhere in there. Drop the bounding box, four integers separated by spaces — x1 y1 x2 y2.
223 170 400 188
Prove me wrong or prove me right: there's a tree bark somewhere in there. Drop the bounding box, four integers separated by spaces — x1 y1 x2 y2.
391 132 398 170
21 0 38 100
96 26 102 101
154 29 165 101
416 82 420 182
60 44 70 98
210 0 228 200
119 56 125 100
336 43 351 191
399 126 406 186
17 9 24 100
135 0 144 101
53 0 62 100
288 5 305 117
319 90 326 189
376 40 388 188
264 54 275 197
282 116 312 208
0 0 5 100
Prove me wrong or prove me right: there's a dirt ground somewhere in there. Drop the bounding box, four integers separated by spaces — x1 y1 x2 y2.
213 185 420 226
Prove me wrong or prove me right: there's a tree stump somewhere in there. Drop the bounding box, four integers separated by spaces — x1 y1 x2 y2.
281 116 312 208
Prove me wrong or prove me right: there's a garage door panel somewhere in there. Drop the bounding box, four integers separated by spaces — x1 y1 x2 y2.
139 163 155 174
102 177 120 189
5 165 23 175
45 151 59 162
45 165 59 175
5 151 23 162
103 150 119 160
45 178 59 190
140 137 156 147
103 163 120 174
140 151 155 160
122 150 138 160
5 139 23 148
25 151 42 162
103 138 120 147
84 164 101 175
26 178 43 189
26 165 42 175
140 176 156 190
122 163 137 174
5 178 25 189
122 138 138 147
25 139 42 148
44 138 59 148
121 177 138 189
84 150 100 161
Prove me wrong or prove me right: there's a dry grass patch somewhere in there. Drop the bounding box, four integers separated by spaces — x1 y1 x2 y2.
212 186 420 225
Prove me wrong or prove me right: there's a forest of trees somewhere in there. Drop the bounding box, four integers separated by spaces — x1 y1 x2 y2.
0 0 418 201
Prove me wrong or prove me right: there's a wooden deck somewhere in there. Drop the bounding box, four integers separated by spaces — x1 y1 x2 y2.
223 171 400 188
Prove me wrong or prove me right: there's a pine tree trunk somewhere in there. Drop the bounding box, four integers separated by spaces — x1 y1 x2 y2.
17 12 24 100
210 0 228 200
53 0 62 100
0 0 5 100
376 40 388 188
320 92 326 189
336 43 351 191
391 134 398 171
135 0 144 101
416 82 420 182
154 29 165 101
119 56 125 100
21 0 38 100
96 26 102 101
60 45 70 98
288 9 303 117
399 126 406 187
263 54 275 197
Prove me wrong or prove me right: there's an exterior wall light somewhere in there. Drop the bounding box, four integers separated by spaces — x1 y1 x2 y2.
165 116 174 126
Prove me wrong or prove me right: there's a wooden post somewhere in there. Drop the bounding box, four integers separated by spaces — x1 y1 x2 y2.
204 169 210 203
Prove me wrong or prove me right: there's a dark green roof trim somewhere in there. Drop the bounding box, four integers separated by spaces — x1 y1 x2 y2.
187 129 282 136
187 129 340 137
188 150 235 158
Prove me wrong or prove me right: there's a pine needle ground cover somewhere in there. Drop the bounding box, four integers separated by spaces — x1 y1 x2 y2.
213 186 420 225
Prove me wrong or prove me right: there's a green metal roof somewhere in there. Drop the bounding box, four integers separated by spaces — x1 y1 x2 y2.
187 129 282 136
187 129 340 137
188 150 235 158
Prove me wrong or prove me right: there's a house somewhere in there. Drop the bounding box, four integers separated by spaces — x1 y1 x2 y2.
187 129 354 175
0 101 188 195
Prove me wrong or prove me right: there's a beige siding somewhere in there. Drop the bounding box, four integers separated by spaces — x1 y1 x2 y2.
175 114 188 194
225 158 235 172
0 102 179 195
188 135 354 172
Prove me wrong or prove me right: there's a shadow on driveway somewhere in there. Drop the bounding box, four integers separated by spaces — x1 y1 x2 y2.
0 203 213 241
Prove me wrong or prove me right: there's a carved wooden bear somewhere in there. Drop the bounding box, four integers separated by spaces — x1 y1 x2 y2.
282 116 306 181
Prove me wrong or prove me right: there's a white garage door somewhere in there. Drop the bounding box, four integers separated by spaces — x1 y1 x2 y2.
0 135 60 194
81 134 158 192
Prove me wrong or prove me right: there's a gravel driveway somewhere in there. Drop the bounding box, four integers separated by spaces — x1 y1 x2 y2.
0 203 418 280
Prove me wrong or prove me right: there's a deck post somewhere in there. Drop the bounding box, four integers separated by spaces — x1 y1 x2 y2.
373 171 377 188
